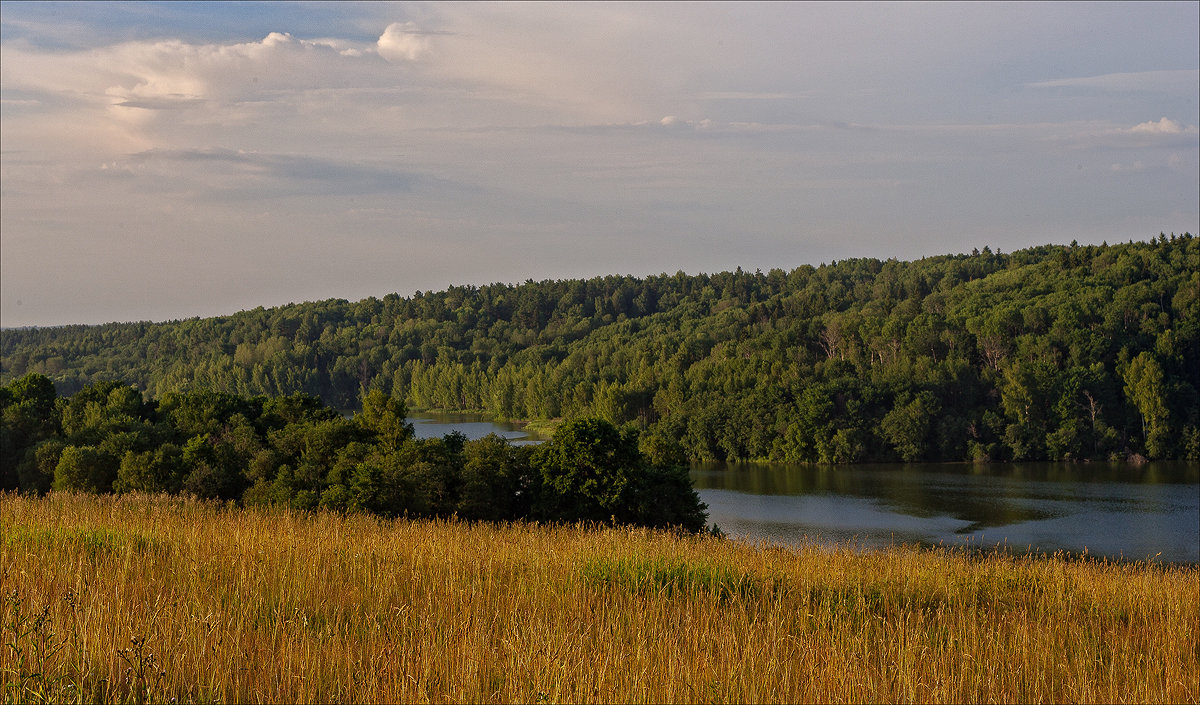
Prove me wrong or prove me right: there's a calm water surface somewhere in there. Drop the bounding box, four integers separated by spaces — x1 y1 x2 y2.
408 412 546 445
408 415 1199 563
694 461 1199 563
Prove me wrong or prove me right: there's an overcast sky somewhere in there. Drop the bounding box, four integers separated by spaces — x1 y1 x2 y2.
2 1 1197 327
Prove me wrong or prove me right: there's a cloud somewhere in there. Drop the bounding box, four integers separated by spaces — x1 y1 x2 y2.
1109 161 1146 173
1028 70 1200 95
0 30 420 157
95 148 439 200
1129 117 1191 135
1035 118 1199 153
2 3 1198 327
1105 118 1199 148
696 92 798 101
1 30 391 108
655 116 719 132
377 22 430 63
112 96 206 110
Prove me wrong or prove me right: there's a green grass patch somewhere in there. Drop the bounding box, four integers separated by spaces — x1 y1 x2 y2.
581 554 771 600
2 524 163 559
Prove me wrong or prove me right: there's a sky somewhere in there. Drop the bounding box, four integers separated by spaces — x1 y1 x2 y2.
2 1 1197 327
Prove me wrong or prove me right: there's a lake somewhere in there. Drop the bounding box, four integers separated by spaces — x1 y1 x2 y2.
409 412 547 445
693 461 1199 564
408 414 1200 564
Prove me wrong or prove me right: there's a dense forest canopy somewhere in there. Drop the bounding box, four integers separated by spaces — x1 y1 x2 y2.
0 378 709 531
2 235 1197 462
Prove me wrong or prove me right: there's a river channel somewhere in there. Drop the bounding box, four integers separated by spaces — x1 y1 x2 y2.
408 414 1199 564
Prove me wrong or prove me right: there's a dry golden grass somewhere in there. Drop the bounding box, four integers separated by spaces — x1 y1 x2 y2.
2 491 1197 704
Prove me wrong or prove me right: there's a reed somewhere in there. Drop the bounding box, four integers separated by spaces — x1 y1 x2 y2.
2 491 1196 704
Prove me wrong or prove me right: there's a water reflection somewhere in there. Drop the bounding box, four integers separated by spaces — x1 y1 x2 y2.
693 461 1200 563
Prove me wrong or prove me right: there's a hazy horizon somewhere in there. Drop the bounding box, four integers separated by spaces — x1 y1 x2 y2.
3 1 1197 327
0 236 1189 330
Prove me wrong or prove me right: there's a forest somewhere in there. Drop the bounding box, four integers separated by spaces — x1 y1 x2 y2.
2 235 1197 463
0 376 708 531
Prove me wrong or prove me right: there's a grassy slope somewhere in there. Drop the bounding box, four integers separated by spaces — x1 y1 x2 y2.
2 492 1197 704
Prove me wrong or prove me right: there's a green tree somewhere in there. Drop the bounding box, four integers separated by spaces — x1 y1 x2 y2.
53 445 117 493
880 392 940 462
1 373 59 490
180 434 245 500
18 439 67 495
1124 352 1169 457
115 443 186 494
624 462 708 532
533 418 707 530
533 418 641 523
999 362 1054 461
457 434 531 521
356 389 413 453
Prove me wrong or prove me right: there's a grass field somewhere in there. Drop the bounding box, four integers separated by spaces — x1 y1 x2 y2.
2 491 1197 703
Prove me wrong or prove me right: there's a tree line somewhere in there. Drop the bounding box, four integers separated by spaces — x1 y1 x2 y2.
2 235 1197 462
0 376 709 531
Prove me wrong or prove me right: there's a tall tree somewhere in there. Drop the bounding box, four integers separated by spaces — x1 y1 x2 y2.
1124 352 1169 457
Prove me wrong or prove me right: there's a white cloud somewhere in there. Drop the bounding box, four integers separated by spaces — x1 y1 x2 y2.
1129 117 1191 135
376 22 430 63
0 31 407 157
655 115 717 131
1036 118 1200 152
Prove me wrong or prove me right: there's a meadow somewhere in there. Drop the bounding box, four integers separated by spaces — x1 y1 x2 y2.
2 491 1197 704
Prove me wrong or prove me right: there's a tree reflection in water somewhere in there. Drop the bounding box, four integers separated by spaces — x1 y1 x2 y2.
692 461 1199 563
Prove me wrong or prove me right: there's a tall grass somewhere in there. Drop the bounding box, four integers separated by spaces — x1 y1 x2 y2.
2 491 1197 703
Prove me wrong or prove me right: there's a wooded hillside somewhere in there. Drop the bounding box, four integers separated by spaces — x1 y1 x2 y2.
3 235 1197 462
